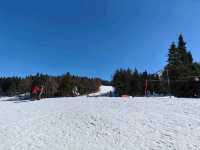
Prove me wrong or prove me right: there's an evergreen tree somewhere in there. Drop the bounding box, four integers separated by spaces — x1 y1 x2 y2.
164 34 200 97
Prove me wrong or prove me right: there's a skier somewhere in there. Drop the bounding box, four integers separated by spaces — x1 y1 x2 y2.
38 86 44 100
31 86 39 100
72 86 79 97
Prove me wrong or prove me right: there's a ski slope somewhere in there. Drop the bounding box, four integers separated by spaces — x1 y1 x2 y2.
0 96 200 150
88 85 114 97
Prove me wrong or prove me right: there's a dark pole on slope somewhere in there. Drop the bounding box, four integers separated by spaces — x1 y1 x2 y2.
166 68 171 98
145 79 148 97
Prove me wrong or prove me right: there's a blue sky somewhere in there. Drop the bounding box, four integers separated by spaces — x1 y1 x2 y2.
0 0 200 80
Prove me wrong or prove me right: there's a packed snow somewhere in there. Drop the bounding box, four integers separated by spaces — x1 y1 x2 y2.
88 85 114 97
0 95 200 149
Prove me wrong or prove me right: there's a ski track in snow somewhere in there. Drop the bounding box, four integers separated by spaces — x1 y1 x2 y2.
0 96 200 150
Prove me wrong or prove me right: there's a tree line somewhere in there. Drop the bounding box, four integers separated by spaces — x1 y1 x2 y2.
112 35 200 97
0 73 101 97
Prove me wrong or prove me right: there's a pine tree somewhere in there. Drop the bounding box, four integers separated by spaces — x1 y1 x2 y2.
178 34 193 65
178 34 186 50
168 42 179 66
164 34 200 97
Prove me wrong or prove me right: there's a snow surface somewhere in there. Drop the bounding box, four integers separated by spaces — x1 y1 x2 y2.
0 96 200 150
88 85 114 97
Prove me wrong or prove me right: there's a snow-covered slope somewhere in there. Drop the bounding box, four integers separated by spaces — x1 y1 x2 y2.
88 85 114 97
0 97 200 150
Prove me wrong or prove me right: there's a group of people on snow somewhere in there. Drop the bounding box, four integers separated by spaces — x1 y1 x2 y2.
31 85 80 100
31 86 44 100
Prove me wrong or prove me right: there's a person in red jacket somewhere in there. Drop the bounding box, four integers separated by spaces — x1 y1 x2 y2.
31 86 39 100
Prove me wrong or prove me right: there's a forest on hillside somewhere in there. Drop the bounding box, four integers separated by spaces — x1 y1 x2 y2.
0 73 101 97
112 35 200 97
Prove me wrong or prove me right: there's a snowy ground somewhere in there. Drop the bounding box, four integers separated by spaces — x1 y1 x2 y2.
0 96 200 150
88 85 114 97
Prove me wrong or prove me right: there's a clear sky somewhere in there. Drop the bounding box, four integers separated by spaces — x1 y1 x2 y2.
0 0 200 80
